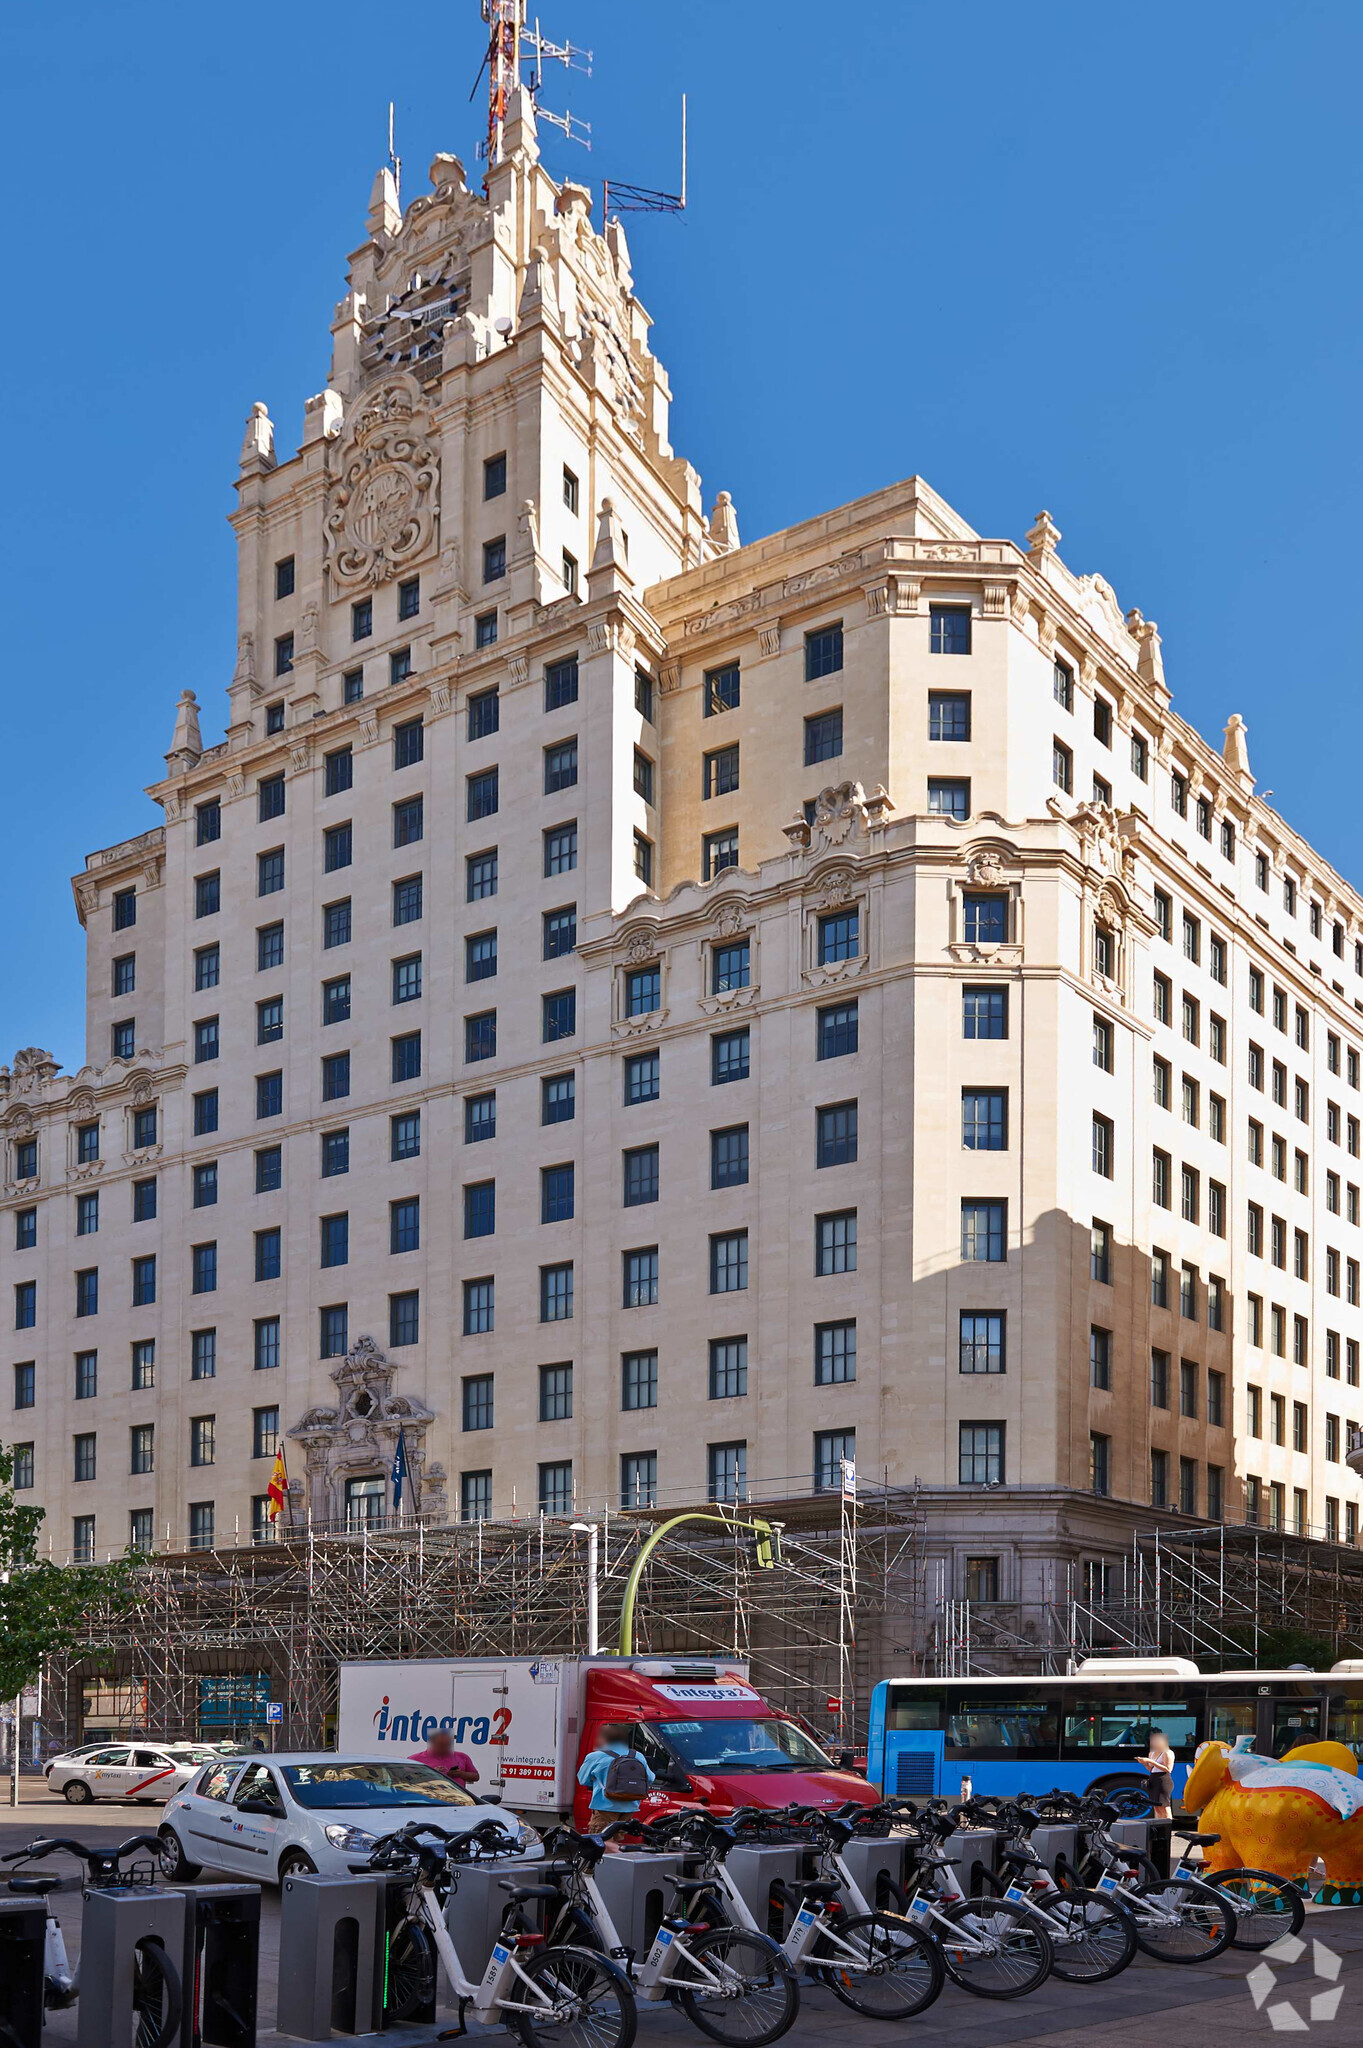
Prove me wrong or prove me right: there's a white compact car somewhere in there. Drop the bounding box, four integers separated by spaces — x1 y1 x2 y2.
47 1744 215 1805
157 1754 539 1884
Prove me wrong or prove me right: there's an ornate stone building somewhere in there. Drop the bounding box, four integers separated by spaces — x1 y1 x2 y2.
5 88 1363 1634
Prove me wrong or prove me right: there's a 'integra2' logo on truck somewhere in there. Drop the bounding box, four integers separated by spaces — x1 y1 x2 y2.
372 1695 513 1744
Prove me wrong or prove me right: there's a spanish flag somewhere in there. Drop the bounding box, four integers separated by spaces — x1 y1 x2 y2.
266 1449 289 1522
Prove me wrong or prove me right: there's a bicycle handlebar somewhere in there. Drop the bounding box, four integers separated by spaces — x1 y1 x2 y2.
3 1835 164 1867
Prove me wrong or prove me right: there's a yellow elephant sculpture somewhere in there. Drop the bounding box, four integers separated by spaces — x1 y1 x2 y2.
1182 1739 1363 1880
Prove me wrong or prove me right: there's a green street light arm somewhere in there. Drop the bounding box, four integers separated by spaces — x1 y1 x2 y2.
616 1512 779 1656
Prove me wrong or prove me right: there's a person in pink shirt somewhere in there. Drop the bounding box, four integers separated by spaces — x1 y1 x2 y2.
411 1726 479 1789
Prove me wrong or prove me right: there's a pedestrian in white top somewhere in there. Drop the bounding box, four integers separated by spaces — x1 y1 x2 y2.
1139 1728 1176 1821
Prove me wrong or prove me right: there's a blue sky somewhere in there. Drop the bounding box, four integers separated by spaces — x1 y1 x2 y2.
3 0 1360 1064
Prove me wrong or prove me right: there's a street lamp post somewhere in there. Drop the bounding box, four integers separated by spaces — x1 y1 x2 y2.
570 1521 600 1655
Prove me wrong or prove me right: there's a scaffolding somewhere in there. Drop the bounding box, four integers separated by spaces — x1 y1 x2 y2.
48 1487 926 1750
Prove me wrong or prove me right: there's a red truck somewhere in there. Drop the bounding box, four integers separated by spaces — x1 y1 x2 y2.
337 1655 877 1824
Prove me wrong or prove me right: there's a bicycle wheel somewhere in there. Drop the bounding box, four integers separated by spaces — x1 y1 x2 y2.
1043 1888 1137 1983
1204 1869 1306 1951
937 1897 1053 1998
508 1943 636 2048
133 1939 183 2048
675 1927 799 2045
1116 1848 1162 1886
1130 1878 1234 1963
808 1911 944 2019
386 1918 438 2021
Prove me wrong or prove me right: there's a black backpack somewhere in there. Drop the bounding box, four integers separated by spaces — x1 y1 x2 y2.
603 1747 651 1800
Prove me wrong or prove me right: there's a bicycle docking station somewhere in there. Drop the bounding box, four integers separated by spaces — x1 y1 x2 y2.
275 1873 386 2041
0 1895 47 2048
178 1884 262 2048
444 1858 536 1980
78 1884 186 2048
1027 1824 1078 1877
725 1844 806 1940
835 1833 906 1909
593 1850 685 1964
940 1826 998 1897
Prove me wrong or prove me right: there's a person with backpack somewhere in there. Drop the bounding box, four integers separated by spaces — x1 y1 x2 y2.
577 1722 655 1843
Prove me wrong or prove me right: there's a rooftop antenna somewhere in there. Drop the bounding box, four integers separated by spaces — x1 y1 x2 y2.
477 0 592 175
602 94 688 227
387 99 402 200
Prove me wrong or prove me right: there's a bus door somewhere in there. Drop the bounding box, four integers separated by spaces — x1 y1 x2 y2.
873 1685 945 1797
1270 1695 1324 1755
1327 1695 1363 1765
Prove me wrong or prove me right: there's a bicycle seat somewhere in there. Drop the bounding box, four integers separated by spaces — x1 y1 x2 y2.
7 1875 63 1894
1178 1833 1221 1848
497 1881 567 1901
666 1875 721 1893
787 1880 843 1903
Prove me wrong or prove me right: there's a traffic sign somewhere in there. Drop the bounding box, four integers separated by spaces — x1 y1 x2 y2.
265 1701 283 1724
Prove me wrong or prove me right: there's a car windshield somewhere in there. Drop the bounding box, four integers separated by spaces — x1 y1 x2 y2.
659 1718 835 1773
281 1762 477 1810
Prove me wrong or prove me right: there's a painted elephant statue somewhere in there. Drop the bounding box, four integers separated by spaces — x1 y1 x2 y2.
1182 1738 1363 1880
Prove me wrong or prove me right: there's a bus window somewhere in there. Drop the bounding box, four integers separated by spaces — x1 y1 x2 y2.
885 1688 945 1732
1271 1699 1322 1754
1327 1698 1363 1764
945 1697 1059 1758
1062 1700 1197 1758
1206 1698 1256 1747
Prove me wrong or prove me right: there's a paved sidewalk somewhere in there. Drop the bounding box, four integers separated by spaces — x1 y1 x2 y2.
3 1808 1360 2045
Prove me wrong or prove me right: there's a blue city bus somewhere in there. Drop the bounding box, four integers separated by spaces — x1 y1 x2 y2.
867 1659 1363 1809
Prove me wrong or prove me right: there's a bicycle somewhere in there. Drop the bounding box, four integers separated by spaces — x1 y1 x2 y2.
648 1808 944 2021
2 1833 182 2048
1060 1807 1235 1963
896 1808 1054 1999
1165 1836 1306 1951
976 1804 1137 1983
352 1817 636 2047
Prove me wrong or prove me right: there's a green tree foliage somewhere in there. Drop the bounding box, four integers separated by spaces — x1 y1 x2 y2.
0 1442 140 1700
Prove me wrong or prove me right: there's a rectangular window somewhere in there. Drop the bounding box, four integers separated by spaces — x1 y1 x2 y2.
959 1422 1005 1485
483 536 507 583
390 1111 421 1162
963 987 1007 1039
540 1262 574 1322
462 1374 495 1433
113 886 137 930
962 1088 1007 1150
538 1460 574 1515
74 1351 98 1400
1092 1114 1114 1176
962 1200 1007 1262
464 1011 496 1062
624 1251 659 1311
543 907 577 959
254 1318 280 1372
252 1406 280 1461
541 1164 575 1224
190 1416 216 1467
73 1433 97 1483
258 772 286 823
542 1074 576 1125
1091 1326 1113 1390
632 748 655 803
257 849 284 896
1093 1017 1113 1072
542 989 576 1042
962 893 1008 945
1053 739 1073 793
131 1254 156 1306
634 831 654 885
322 976 351 1027
324 746 353 797
710 1231 749 1294
74 1268 98 1316
929 605 971 655
705 663 740 716
1092 1221 1113 1284
703 745 740 800
316 1306 347 1359
324 823 353 873
819 909 860 963
623 1145 660 1207
959 1311 1005 1374
76 1191 99 1236
12 1361 35 1409
713 1027 751 1083
257 996 284 1044
545 823 578 876
343 666 364 702
195 872 220 918
393 796 424 847
352 596 373 640
810 1319 857 1387
817 1001 858 1060
816 1209 857 1275
703 829 739 880
130 1423 154 1477
804 709 844 765
713 940 750 995
708 1441 747 1503
539 1364 573 1423
1150 1448 1169 1508
816 1101 858 1167
464 1181 496 1239
711 1124 749 1188
622 1343 658 1409
814 1429 856 1493
464 1092 496 1144
256 925 285 978
392 954 423 1006
463 1282 495 1337
111 1018 135 1060
625 1050 660 1105
389 1291 420 1348
254 1068 283 1116
928 778 971 820
544 656 579 711
256 1226 284 1280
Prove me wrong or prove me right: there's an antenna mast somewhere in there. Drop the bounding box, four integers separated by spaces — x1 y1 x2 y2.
479 0 591 171
387 100 402 198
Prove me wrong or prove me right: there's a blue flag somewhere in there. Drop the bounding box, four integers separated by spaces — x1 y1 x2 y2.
391 1427 409 1512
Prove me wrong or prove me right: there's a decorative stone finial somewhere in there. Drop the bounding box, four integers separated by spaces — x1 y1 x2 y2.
588 496 634 598
1126 608 1167 694
165 689 203 772
239 402 275 473
1223 713 1253 785
428 152 467 192
518 245 560 326
709 491 741 556
1026 509 1062 557
366 164 401 239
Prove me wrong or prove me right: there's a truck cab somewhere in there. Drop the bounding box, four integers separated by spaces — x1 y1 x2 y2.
573 1661 878 1827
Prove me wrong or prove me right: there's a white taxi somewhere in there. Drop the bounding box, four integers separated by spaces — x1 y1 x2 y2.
157 1754 539 1884
48 1743 215 1805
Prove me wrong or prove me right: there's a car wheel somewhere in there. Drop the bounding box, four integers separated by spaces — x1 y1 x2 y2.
278 1849 317 1881
63 1780 94 1805
157 1829 202 1883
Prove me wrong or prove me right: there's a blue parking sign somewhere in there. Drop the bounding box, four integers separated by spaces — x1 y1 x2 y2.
265 1701 283 1724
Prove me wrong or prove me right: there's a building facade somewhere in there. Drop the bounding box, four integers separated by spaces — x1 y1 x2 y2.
5 92 1363 1625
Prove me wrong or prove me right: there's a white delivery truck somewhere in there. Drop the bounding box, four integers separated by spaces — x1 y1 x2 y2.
337 1654 877 1823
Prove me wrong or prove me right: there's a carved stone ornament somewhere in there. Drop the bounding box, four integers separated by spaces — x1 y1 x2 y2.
813 868 857 910
325 379 439 589
287 1335 444 1526
67 1091 95 1123
5 1049 60 1095
966 848 1011 890
130 1076 154 1106
809 781 894 847
622 926 659 965
759 624 781 657
712 900 747 938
